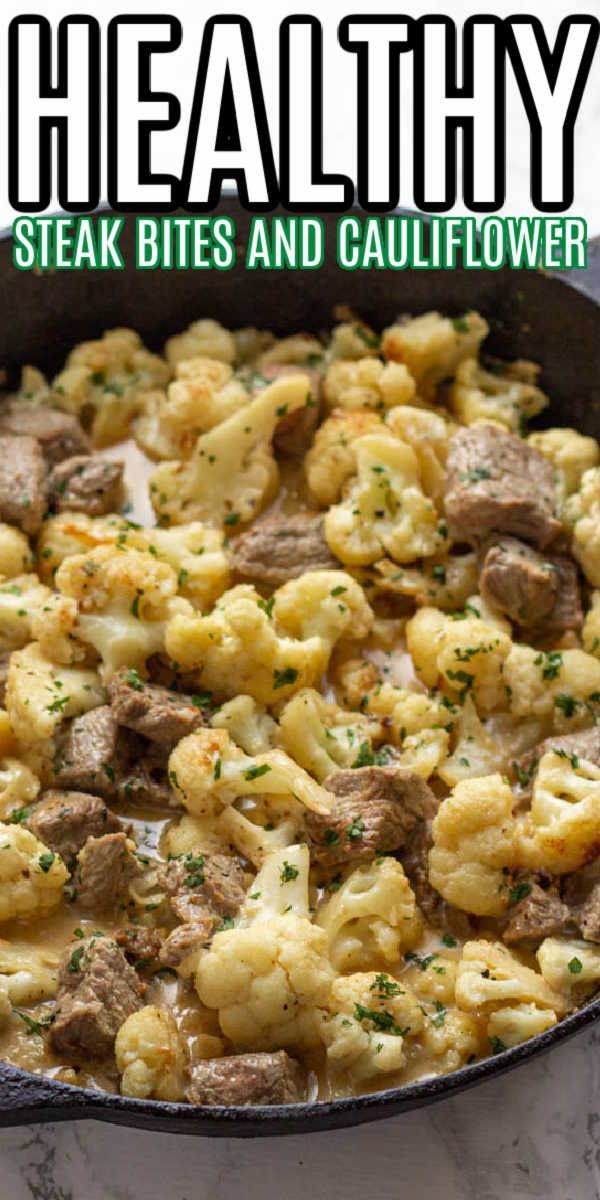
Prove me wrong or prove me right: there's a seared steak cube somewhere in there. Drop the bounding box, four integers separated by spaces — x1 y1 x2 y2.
502 881 572 945
48 455 124 516
74 832 141 910
187 1051 304 1107
159 918 213 971
157 853 248 923
0 406 90 466
445 426 560 548
305 766 436 869
232 511 338 588
49 936 142 1059
481 536 582 631
116 926 163 965
0 435 47 533
107 668 206 746
54 706 128 798
27 789 124 866
562 862 600 942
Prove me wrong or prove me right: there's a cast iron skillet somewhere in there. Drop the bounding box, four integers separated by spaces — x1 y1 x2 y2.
0 201 599 1136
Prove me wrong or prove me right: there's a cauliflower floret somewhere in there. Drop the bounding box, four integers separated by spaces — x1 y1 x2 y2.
218 802 299 868
0 824 67 923
381 311 489 400
583 592 600 659
162 813 234 859
273 570 373 645
116 1005 186 1101
502 644 600 726
56 544 190 674
0 940 60 1003
165 318 236 368
438 696 508 787
429 775 516 917
564 467 600 586
420 1008 485 1072
0 525 34 579
257 333 323 371
150 374 312 528
0 575 53 653
0 759 40 820
135 357 248 461
327 320 380 361
455 939 566 1015
168 727 333 818
323 358 416 414
52 327 170 446
372 552 479 613
385 405 451 504
325 434 444 566
305 410 383 506
529 427 599 508
396 727 449 781
406 607 511 709
279 689 382 783
196 845 334 1050
6 643 103 754
537 937 600 997
322 971 424 1084
317 858 422 972
36 512 132 582
144 523 230 611
29 591 83 666
487 1003 557 1049
165 584 329 705
517 751 600 875
449 358 548 432
211 695 277 755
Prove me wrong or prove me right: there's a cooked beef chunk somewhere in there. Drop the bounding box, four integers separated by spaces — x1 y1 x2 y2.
398 819 473 938
145 655 204 696
116 926 163 965
49 935 143 1059
187 1051 304 1107
157 853 248 923
562 862 600 942
502 881 572 945
54 706 128 798
0 651 11 705
232 511 338 588
0 406 90 466
27 790 124 866
480 536 582 631
117 742 175 806
0 435 47 534
256 363 321 459
74 832 141 910
159 918 214 970
513 727 600 797
445 426 560 548
305 767 436 870
107 669 206 746
48 455 124 516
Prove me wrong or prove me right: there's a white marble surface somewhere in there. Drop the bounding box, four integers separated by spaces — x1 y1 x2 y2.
1 1026 599 1200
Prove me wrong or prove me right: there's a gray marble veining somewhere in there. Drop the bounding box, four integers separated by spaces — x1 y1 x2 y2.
0 1027 598 1200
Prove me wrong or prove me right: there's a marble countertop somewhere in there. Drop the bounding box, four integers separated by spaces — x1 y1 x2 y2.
1 1025 599 1200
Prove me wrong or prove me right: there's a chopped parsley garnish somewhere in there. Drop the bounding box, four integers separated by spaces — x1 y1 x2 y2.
68 945 86 973
353 1003 408 1037
13 1009 55 1036
568 956 583 975
125 668 144 691
508 881 532 906
323 829 340 846
489 1035 506 1053
370 973 403 998
224 512 241 527
243 764 272 781
38 852 55 873
273 667 299 689
191 692 213 709
213 757 222 780
452 315 470 333
346 816 365 842
280 860 300 884
441 933 457 948
554 694 578 718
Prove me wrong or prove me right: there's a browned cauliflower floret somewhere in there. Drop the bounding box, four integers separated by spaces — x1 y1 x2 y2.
305 410 383 506
381 311 489 400
0 823 68 922
429 775 516 917
317 858 422 972
279 689 383 783
323 358 416 414
5 643 103 756
321 971 424 1084
517 750 600 875
165 318 236 368
450 358 548 432
135 357 248 461
116 1005 186 1100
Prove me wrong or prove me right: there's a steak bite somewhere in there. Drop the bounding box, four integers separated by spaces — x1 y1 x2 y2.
480 536 582 632
562 861 600 942
159 917 214 971
74 832 141 910
26 789 124 866
54 706 128 798
0 435 48 534
513 727 600 797
232 511 339 588
49 935 143 1059
107 668 206 746
305 766 436 869
398 818 473 938
116 925 163 965
0 406 90 466
48 455 124 516
157 852 248 924
445 426 560 548
187 1051 305 1107
501 880 572 946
